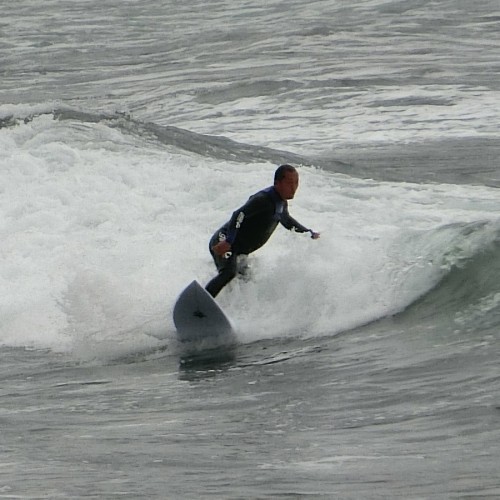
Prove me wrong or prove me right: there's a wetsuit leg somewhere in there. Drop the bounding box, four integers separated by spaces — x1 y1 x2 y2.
205 232 238 298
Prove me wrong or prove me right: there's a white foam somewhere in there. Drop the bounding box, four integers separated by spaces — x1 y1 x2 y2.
1 115 498 358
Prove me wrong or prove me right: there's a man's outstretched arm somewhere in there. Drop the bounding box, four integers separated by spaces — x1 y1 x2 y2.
281 209 320 239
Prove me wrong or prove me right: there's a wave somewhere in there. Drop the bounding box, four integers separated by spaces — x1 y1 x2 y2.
1 105 499 358
4 104 499 188
396 221 500 331
0 103 348 170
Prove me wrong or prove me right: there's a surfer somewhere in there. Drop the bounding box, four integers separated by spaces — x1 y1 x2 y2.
205 164 320 298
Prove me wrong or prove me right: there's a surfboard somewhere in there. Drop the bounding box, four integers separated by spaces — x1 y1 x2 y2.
173 280 235 344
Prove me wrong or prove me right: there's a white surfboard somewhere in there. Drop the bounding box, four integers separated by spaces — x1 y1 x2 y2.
173 280 235 344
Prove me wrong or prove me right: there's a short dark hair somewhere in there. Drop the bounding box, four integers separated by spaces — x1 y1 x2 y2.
274 164 297 183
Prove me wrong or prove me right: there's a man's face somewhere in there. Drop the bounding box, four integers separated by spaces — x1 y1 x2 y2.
275 170 299 200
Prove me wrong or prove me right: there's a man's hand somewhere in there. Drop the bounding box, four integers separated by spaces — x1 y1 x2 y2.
310 231 320 240
212 240 232 256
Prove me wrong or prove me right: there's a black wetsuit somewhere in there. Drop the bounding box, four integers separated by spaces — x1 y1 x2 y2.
205 186 311 297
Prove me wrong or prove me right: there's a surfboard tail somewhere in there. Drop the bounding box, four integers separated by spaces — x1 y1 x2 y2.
173 280 235 343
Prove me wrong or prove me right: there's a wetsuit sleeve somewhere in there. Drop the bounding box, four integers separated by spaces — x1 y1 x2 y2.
225 192 273 244
280 205 311 233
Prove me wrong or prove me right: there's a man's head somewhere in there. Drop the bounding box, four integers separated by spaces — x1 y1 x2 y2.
274 164 299 200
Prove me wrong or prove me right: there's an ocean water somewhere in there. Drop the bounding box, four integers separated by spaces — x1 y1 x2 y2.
1 0 499 498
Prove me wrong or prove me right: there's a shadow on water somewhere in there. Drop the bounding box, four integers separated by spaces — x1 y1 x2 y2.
178 344 237 381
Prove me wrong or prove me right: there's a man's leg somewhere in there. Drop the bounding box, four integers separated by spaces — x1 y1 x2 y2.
205 232 238 298
206 252 237 298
